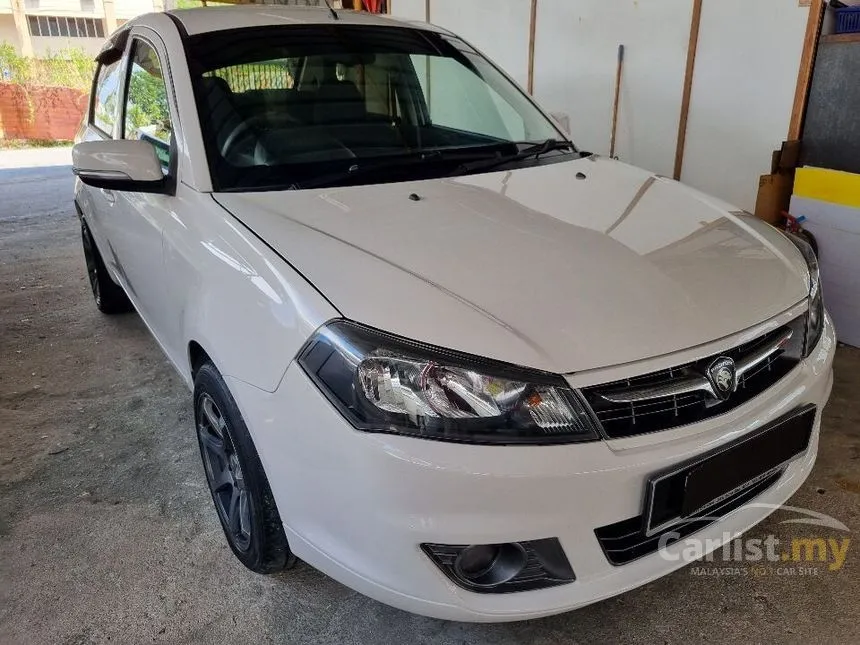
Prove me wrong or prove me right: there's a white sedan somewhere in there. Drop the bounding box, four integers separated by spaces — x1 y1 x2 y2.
72 5 834 622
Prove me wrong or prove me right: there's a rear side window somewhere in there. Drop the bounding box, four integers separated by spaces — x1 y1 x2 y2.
123 39 173 170
92 59 122 136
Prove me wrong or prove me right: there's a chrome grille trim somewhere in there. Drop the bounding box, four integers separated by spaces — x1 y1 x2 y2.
580 316 806 439
735 327 794 379
599 327 793 404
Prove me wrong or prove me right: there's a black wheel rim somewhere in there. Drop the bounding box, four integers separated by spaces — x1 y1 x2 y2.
197 393 252 552
81 229 101 306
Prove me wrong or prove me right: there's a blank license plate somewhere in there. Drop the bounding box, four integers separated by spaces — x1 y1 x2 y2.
645 405 816 534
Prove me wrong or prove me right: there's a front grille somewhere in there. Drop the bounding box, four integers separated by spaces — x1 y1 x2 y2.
595 469 783 566
581 315 806 438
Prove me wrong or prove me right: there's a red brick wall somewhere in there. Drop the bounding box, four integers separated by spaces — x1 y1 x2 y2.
0 84 88 141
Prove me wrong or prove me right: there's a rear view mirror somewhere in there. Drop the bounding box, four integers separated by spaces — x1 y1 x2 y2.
72 140 169 194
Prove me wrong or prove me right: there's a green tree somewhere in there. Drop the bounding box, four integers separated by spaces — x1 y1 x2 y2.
127 67 170 141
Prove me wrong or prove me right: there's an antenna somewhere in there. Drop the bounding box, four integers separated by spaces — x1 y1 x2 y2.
323 0 339 20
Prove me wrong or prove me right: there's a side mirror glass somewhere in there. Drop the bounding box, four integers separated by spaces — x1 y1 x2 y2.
72 139 168 194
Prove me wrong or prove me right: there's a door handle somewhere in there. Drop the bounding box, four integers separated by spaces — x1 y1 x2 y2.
100 188 116 205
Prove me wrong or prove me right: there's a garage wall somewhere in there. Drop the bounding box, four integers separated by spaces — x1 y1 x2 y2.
680 0 809 211
389 0 425 21
430 0 533 89
389 0 811 212
532 0 691 178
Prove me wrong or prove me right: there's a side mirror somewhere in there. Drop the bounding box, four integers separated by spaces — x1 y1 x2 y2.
72 140 168 194
549 111 571 136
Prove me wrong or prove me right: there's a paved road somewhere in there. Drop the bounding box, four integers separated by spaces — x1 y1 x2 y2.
1 147 859 644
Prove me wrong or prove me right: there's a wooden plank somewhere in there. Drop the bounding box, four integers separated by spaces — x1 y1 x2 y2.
788 0 826 140
609 44 625 158
673 0 703 181
527 0 538 94
821 32 860 44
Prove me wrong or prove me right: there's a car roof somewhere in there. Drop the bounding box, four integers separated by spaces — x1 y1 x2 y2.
162 5 440 36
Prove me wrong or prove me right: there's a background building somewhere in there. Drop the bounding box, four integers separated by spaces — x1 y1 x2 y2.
0 0 162 57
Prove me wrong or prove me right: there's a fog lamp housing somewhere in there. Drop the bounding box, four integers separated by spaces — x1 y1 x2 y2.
422 538 575 593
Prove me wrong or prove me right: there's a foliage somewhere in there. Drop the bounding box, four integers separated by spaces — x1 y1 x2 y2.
0 42 95 92
126 67 171 141
0 138 72 149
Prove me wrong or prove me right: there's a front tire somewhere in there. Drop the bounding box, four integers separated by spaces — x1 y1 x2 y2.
193 362 296 574
80 221 133 314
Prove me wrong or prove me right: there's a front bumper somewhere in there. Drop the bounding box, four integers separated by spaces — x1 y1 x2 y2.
228 314 836 622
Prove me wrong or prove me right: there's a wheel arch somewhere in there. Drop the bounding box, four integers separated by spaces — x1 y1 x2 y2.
170 196 340 394
189 340 212 382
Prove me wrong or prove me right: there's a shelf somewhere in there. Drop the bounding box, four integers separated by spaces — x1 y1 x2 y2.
821 33 860 44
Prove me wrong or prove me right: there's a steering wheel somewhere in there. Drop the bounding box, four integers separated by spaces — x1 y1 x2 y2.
221 112 299 163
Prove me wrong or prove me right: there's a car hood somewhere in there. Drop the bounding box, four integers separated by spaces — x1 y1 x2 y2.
214 156 808 374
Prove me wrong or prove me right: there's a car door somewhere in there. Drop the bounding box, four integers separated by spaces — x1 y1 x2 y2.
78 54 125 270
105 32 180 356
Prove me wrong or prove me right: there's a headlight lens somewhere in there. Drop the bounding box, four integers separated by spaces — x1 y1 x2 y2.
785 233 824 357
297 320 599 444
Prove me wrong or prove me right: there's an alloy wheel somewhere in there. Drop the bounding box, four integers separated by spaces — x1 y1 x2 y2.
197 393 252 551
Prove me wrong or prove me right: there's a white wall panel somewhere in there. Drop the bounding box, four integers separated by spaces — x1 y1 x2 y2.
532 0 691 178
31 35 103 56
389 0 426 22
389 0 808 212
0 15 20 48
115 0 158 19
430 0 532 88
681 0 808 211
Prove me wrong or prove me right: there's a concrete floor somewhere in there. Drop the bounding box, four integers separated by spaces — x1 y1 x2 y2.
1 147 859 645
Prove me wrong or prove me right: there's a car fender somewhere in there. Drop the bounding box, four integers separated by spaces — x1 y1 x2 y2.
164 191 339 392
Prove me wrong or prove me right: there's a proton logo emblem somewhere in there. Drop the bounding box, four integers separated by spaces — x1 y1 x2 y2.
707 356 737 400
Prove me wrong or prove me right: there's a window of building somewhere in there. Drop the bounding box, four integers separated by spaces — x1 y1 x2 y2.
92 59 122 136
123 40 173 170
27 16 104 38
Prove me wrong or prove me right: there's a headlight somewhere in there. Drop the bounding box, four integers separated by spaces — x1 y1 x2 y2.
785 233 824 357
297 320 599 444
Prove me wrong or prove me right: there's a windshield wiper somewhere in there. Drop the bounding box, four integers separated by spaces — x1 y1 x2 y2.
289 148 501 190
448 139 575 177
288 154 432 190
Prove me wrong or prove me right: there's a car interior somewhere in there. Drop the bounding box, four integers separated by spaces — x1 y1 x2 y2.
199 53 421 167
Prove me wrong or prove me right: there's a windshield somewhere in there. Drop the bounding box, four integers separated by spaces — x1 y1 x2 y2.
186 25 571 191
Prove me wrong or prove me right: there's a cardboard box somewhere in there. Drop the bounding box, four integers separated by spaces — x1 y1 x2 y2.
754 172 794 225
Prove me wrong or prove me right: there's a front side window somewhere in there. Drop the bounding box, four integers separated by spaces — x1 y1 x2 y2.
186 25 568 191
92 59 122 136
123 39 173 170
